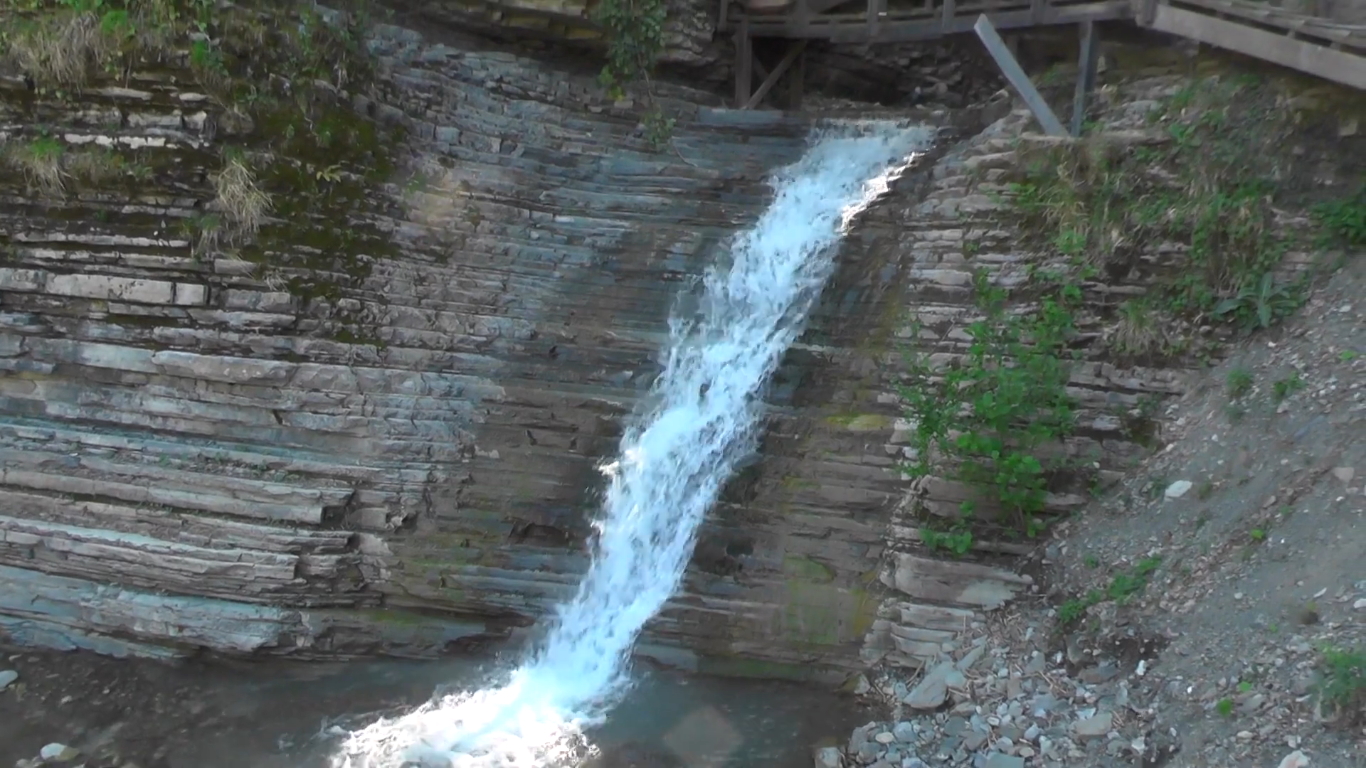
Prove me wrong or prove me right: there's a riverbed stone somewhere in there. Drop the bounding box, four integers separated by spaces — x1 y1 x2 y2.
813 746 843 768
905 660 956 709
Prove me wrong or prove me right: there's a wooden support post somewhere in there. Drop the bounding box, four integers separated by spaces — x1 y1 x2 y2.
941 0 956 32
867 0 886 38
734 20 752 109
744 39 808 109
973 14 1069 136
1137 0 1157 26
1070 19 1100 137
717 0 729 33
787 43 806 110
1029 0 1045 24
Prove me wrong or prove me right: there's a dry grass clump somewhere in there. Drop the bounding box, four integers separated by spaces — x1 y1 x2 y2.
2 136 134 196
2 135 67 195
1107 298 1174 359
210 152 271 242
63 146 127 186
2 8 124 89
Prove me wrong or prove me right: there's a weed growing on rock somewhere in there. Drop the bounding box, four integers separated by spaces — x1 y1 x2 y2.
1007 76 1329 356
0 0 130 91
592 0 673 149
1225 367 1253 399
63 146 126 186
1056 556 1161 626
2 135 140 195
3 134 66 195
900 270 1081 550
1311 185 1366 249
211 151 269 242
1271 373 1305 403
1317 645 1365 726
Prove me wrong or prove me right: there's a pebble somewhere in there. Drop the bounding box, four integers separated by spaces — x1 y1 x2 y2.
39 744 80 762
0 669 17 691
1072 712 1113 739
1277 750 1310 768
813 746 842 768
1164 480 1193 499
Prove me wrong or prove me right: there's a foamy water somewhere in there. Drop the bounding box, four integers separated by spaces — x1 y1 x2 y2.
333 121 934 768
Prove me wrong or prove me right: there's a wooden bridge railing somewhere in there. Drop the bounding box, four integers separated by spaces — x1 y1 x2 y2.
724 0 1366 110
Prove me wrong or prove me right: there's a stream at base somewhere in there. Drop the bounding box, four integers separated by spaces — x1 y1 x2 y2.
0 649 868 768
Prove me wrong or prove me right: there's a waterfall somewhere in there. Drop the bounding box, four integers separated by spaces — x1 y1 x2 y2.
335 120 934 768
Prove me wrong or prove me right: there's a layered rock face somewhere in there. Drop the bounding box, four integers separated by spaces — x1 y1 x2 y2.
0 19 831 664
3 8 1261 683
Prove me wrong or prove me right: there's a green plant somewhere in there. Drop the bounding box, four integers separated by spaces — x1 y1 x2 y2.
1109 297 1173 359
1009 76 1313 345
1215 698 1234 717
900 270 1080 537
2 134 66 194
919 526 974 557
592 0 673 149
1311 186 1366 248
1342 350 1360 362
1055 556 1161 627
1057 598 1088 624
1272 373 1305 403
1317 645 1365 725
1212 271 1304 331
1249 527 1266 542
1226 367 1254 399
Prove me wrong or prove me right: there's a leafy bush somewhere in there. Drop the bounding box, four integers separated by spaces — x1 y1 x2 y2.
900 270 1081 545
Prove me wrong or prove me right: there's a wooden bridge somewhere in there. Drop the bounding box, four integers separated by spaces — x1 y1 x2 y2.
723 0 1366 113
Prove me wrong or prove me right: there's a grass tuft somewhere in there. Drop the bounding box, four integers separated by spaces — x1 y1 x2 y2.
3 135 67 195
210 152 270 243
1318 645 1366 726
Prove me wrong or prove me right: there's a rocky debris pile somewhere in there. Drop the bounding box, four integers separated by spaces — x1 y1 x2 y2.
829 600 1362 768
836 634 1165 768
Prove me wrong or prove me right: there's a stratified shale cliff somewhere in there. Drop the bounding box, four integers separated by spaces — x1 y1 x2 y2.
7 2 1299 685
0 3 840 665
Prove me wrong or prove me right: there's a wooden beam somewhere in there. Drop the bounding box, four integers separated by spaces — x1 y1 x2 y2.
734 19 753 108
973 14 1070 136
1137 0 1156 27
1070 19 1101 136
744 39 809 109
747 1 1130 42
867 0 886 38
717 0 729 33
787 42 806 110
1149 3 1366 90
941 0 956 32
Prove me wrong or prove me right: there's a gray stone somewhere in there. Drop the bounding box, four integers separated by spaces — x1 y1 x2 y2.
813 746 843 768
983 755 1025 768
905 660 956 710
893 721 917 742
1164 480 1193 499
39 744 80 762
1072 712 1114 739
0 669 16 690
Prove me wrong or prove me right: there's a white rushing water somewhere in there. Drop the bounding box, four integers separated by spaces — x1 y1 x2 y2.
335 120 934 768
